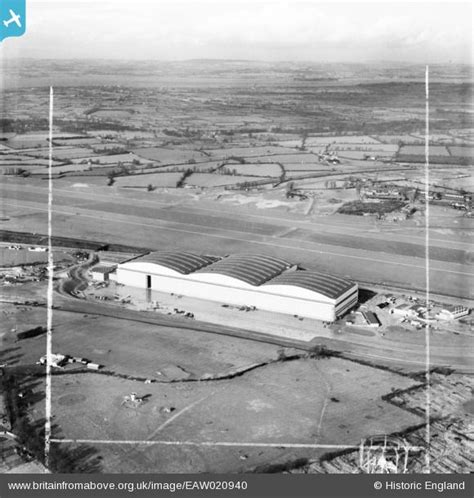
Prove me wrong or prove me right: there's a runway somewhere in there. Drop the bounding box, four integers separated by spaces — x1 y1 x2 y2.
1 179 473 299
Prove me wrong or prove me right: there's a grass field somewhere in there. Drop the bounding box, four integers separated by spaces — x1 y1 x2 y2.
330 144 399 153
156 161 222 172
250 153 319 165
281 163 324 172
400 145 450 156
374 134 422 144
90 110 134 120
70 153 145 165
332 150 375 160
1 305 424 474
222 163 282 177
0 154 38 162
2 158 65 166
42 355 421 472
184 173 272 188
33 164 93 175
22 147 94 160
204 146 297 159
275 140 303 148
5 134 51 149
306 136 382 145
447 146 474 157
115 172 183 188
0 246 73 266
132 147 209 164
53 138 100 146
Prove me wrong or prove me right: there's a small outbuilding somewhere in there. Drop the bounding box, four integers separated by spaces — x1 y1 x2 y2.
90 265 117 283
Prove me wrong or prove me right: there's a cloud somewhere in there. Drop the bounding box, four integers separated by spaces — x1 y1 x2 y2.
1 1 471 62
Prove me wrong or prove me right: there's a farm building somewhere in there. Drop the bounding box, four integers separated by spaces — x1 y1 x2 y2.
115 252 358 322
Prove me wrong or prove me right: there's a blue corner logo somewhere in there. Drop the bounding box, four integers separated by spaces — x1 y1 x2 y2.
0 0 26 42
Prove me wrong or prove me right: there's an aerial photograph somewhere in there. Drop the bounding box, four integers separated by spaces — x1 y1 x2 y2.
0 0 472 495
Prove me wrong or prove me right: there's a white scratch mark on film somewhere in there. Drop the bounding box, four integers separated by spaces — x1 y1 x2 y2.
44 86 54 467
424 65 431 474
49 439 424 452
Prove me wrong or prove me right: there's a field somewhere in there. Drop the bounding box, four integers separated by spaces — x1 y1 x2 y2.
184 173 272 188
399 145 450 156
53 138 101 146
204 146 298 159
114 172 183 188
0 246 72 266
257 153 320 164
281 163 325 172
275 140 303 148
296 372 474 474
329 144 399 153
89 109 134 120
305 136 382 145
374 134 422 144
1 302 421 473
33 164 93 175
0 157 64 166
221 163 282 177
71 153 145 165
132 147 209 164
447 146 474 157
2 175 473 300
23 147 94 160
0 154 41 162
157 161 222 172
44 357 421 473
328 150 379 160
4 134 51 149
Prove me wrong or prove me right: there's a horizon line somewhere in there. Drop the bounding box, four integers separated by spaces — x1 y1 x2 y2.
1 57 473 66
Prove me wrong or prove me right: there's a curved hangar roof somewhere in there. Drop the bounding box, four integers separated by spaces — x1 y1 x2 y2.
263 271 355 300
196 254 291 286
132 252 218 275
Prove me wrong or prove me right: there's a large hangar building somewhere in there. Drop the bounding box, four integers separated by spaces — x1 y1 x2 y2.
115 252 358 322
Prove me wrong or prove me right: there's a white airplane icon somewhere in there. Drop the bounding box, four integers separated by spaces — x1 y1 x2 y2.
3 9 22 28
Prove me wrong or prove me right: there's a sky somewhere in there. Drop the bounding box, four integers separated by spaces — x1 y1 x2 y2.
0 0 472 63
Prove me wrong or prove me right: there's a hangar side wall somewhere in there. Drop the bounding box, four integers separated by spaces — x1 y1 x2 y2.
116 267 338 321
